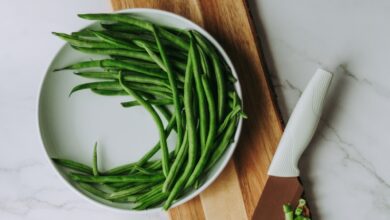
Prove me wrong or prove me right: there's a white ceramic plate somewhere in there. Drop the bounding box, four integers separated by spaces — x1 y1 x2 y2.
38 8 243 213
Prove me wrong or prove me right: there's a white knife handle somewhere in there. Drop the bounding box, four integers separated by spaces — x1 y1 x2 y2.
268 69 333 177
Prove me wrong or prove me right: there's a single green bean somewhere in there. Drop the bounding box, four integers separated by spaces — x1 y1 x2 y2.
71 46 154 62
100 22 149 33
70 172 165 183
92 142 99 176
152 25 184 156
52 32 123 49
190 35 207 150
70 81 172 97
118 72 170 177
52 158 93 175
163 131 188 192
121 99 172 108
75 71 171 88
91 88 127 96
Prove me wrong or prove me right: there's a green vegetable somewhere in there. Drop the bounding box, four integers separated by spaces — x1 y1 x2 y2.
118 72 170 177
70 173 165 183
52 158 93 175
53 12 244 210
163 41 197 209
283 204 294 220
152 25 184 156
92 142 99 176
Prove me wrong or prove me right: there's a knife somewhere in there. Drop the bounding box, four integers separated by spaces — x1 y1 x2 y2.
252 68 333 220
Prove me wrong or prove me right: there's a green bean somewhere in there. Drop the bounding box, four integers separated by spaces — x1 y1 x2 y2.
130 39 187 79
72 46 153 62
134 192 168 210
108 183 154 200
132 165 160 176
157 27 189 50
96 30 155 44
197 45 210 77
153 25 184 156
163 42 197 210
79 13 154 30
121 99 172 108
91 87 172 99
96 183 118 193
92 142 99 176
52 158 93 175
71 30 97 38
185 74 217 188
193 31 226 122
104 162 136 176
78 183 109 199
70 172 165 183
90 30 142 51
91 88 127 96
118 72 170 177
217 105 241 136
56 59 166 79
114 196 137 203
145 159 163 170
190 35 207 150
52 32 122 49
75 71 171 88
100 22 149 33
163 131 188 192
135 183 163 202
133 39 166 71
205 116 238 171
78 13 189 50
70 81 172 98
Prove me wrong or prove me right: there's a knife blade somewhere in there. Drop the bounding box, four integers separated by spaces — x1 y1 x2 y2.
252 68 333 220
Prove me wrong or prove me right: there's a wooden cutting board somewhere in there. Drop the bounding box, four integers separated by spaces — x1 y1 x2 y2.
110 1 284 219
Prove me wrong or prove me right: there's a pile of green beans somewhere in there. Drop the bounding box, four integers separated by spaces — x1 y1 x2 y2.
52 13 245 210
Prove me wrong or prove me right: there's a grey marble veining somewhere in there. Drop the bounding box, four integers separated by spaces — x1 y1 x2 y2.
1 0 390 219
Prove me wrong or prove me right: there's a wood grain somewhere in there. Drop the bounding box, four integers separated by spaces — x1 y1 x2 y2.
111 1 284 219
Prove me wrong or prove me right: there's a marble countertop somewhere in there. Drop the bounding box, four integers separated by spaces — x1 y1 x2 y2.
1 0 389 219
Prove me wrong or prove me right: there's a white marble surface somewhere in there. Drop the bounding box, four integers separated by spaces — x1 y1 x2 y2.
1 0 389 219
